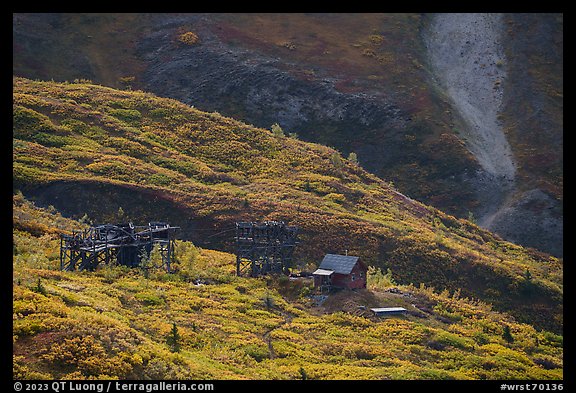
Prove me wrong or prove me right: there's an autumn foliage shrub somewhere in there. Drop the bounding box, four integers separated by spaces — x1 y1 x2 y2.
177 31 199 46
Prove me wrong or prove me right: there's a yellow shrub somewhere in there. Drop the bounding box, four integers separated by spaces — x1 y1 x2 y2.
178 31 200 46
323 193 346 204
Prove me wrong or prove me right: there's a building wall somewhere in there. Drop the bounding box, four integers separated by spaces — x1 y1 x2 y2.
349 263 368 289
332 263 367 289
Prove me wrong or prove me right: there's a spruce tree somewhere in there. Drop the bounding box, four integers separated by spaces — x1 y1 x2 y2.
166 322 181 352
299 366 308 380
503 325 514 343
34 278 46 295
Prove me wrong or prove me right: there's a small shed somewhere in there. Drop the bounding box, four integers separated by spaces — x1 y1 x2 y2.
370 307 407 317
313 254 367 290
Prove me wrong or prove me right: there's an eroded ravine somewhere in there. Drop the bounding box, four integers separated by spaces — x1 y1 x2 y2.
424 13 516 228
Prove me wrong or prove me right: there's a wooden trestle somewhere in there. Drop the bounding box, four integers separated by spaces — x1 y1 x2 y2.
235 221 299 277
60 222 179 272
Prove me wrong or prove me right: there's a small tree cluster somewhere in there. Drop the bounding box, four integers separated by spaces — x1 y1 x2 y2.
347 152 358 165
330 152 344 169
271 123 284 137
367 266 396 290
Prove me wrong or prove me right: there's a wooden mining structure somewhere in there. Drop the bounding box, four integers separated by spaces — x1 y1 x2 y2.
235 221 299 277
60 222 179 272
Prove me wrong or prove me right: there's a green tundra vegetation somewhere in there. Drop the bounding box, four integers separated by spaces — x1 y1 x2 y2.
12 78 562 335
13 194 563 380
12 77 563 379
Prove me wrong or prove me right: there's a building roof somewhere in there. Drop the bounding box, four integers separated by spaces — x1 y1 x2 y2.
370 307 407 314
318 254 361 275
312 268 335 276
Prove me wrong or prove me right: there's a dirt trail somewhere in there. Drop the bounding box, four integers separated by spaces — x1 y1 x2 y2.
424 13 516 227
263 309 293 359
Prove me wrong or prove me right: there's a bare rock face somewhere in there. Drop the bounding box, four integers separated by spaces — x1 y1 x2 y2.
424 13 517 229
425 13 515 182
424 13 562 257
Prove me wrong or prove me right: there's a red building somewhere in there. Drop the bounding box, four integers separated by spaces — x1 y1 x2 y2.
313 254 367 290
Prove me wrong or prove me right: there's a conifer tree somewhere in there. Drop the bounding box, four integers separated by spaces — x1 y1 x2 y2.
503 325 514 343
166 322 181 352
34 278 46 295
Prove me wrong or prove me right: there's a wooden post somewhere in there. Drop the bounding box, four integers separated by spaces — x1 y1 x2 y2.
59 235 64 271
165 237 172 273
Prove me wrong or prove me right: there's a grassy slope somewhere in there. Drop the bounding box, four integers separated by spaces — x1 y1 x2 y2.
12 13 563 223
13 194 563 380
12 77 562 334
189 13 478 215
12 13 477 217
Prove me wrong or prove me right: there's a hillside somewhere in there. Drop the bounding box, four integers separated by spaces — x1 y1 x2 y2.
12 13 563 257
423 13 563 256
13 194 563 380
13 77 562 335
